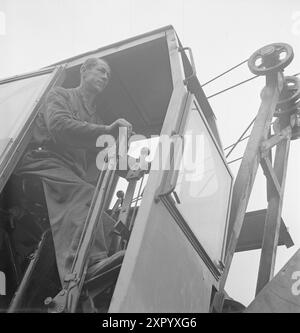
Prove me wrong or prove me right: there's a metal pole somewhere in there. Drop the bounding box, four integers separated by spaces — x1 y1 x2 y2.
255 114 291 295
213 71 283 312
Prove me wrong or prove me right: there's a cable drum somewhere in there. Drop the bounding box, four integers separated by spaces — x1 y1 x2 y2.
274 76 300 117
291 110 300 140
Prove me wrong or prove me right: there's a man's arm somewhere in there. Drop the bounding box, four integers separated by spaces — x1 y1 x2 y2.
44 87 110 149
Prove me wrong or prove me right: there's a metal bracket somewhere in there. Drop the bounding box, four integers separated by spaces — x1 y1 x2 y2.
179 46 197 85
260 125 292 155
45 289 68 313
260 156 282 198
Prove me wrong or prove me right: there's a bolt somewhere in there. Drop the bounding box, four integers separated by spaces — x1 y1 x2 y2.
44 297 53 306
117 190 124 198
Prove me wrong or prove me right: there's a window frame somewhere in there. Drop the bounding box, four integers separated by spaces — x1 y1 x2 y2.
0 66 65 193
156 93 233 279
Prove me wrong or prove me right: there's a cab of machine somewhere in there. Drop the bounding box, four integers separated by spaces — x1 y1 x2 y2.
0 26 233 312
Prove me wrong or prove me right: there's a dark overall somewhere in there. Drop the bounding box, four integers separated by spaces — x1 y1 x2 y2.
17 86 113 283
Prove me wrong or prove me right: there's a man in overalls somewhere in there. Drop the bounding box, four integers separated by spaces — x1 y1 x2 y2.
17 58 132 283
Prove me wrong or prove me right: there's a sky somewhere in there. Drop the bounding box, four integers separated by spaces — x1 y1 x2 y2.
0 0 300 307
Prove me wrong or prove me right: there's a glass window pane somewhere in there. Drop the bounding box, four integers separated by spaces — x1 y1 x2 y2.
174 100 233 263
0 73 53 159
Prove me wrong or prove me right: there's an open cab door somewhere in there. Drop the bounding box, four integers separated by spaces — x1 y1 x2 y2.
107 29 233 313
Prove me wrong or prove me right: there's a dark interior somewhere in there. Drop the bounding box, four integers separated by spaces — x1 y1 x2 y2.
62 37 173 138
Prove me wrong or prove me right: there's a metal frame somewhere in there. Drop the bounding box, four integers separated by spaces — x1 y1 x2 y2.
160 194 221 280
50 28 172 70
108 28 190 313
7 229 55 313
255 113 291 295
0 66 65 193
157 93 233 277
0 67 57 85
212 71 285 312
47 156 117 313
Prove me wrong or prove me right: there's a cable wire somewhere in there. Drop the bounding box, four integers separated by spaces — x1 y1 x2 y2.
225 116 256 158
224 135 250 151
201 59 249 87
207 75 259 99
224 119 276 153
201 58 300 100
227 156 243 165
206 70 300 100
203 62 300 156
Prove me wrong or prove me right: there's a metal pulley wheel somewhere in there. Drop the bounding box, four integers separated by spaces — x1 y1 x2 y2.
248 43 294 75
290 110 300 140
274 76 300 117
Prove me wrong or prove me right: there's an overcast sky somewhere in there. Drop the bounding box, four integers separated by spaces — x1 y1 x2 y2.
0 0 300 307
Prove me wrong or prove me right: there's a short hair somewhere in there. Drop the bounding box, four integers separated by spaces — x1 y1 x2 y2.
80 57 110 76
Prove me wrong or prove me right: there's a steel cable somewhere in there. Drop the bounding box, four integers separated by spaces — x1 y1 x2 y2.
201 59 249 87
207 75 259 99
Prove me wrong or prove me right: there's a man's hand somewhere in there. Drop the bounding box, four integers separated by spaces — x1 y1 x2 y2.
107 118 133 135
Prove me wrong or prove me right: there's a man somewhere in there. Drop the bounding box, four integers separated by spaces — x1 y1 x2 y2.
17 57 132 283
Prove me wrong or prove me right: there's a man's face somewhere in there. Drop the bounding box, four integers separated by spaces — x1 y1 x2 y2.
83 60 111 94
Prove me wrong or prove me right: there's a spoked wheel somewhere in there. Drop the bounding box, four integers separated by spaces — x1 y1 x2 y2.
248 43 294 76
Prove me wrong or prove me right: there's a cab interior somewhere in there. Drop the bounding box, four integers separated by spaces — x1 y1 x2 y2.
0 32 178 312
